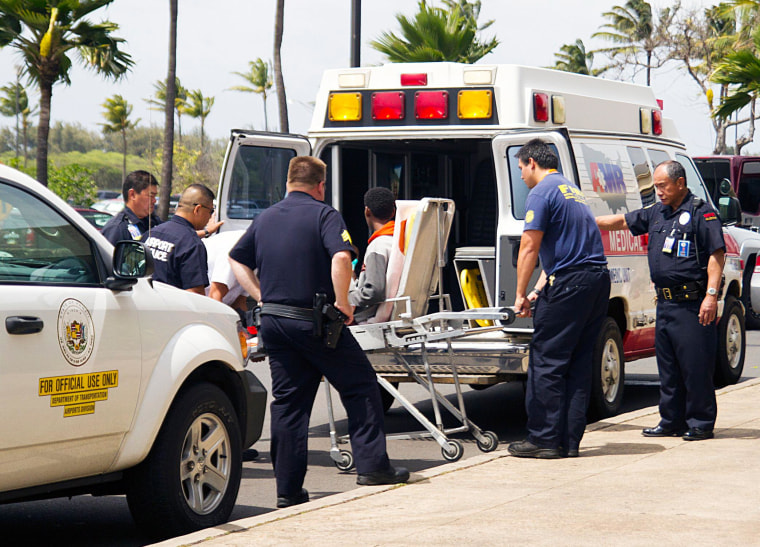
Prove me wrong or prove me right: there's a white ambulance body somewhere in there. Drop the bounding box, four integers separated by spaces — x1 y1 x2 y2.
217 63 746 418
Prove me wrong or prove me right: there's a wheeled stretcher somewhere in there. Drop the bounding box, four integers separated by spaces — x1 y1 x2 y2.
325 198 521 468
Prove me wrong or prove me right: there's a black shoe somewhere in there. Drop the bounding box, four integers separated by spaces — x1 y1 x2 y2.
276 488 309 508
642 425 686 437
242 448 259 461
559 446 579 458
508 440 561 459
683 427 714 441
357 466 410 486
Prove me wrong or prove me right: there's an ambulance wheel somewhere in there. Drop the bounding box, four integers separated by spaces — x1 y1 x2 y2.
714 295 746 388
334 449 355 471
476 431 499 453
380 382 399 413
442 440 464 462
589 318 625 421
126 384 242 539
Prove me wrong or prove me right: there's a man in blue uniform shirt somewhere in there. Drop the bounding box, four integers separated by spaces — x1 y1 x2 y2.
508 139 610 459
101 170 162 245
229 156 408 509
143 184 216 294
597 160 725 441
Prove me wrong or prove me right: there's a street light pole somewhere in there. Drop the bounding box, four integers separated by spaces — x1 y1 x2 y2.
350 0 361 67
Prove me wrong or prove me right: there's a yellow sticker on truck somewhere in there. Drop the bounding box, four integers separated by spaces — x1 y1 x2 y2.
39 370 118 417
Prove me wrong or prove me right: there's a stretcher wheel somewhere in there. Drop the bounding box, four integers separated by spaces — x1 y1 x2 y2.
476 431 499 453
334 449 354 471
442 440 463 462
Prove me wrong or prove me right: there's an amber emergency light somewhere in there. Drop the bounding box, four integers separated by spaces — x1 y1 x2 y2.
457 90 492 119
328 92 362 121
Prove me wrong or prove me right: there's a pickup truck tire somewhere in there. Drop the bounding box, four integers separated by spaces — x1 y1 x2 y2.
126 383 242 539
714 295 746 388
588 318 625 420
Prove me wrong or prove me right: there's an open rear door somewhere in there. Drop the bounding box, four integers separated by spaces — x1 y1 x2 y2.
490 131 574 323
218 131 311 231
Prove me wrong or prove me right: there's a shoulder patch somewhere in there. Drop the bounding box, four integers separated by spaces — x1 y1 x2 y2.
525 210 535 223
341 229 352 244
703 212 718 221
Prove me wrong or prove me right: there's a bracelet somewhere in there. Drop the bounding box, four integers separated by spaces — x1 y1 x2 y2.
531 288 541 295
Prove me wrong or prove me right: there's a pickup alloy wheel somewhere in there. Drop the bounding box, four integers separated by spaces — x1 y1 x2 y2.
127 383 242 539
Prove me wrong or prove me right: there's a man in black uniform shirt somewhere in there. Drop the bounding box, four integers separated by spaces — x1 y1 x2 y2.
143 184 216 294
229 156 408 509
101 170 162 245
597 160 725 441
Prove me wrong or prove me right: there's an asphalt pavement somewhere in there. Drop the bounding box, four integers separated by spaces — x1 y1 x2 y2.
158 377 760 546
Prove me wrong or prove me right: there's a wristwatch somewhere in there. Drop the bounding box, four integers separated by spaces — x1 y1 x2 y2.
203 228 210 238
707 287 718 296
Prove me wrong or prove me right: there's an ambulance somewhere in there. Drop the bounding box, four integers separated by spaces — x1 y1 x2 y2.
217 62 747 418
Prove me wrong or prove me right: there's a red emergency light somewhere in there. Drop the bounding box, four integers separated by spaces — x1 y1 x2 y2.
533 92 549 122
652 109 663 135
401 73 427 86
372 91 405 120
415 90 448 119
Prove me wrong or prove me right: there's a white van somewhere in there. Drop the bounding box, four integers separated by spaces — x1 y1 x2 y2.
217 62 746 418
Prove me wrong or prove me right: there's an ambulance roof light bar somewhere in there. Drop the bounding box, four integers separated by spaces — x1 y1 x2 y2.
416 90 448 119
401 73 427 86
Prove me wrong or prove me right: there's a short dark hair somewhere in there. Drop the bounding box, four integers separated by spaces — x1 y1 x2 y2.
364 187 396 221
184 183 215 202
122 170 158 201
515 139 559 170
287 156 326 186
657 160 686 184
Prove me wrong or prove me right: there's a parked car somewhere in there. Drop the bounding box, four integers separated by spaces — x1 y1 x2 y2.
96 190 121 200
74 207 112 231
0 164 266 539
92 197 124 215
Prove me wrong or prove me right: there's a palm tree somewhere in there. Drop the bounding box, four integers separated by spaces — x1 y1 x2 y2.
0 0 132 186
0 82 37 166
100 94 140 182
551 39 604 76
230 59 273 130
159 0 178 221
146 78 188 143
184 89 214 150
711 29 760 154
592 0 674 86
370 0 499 63
274 0 288 132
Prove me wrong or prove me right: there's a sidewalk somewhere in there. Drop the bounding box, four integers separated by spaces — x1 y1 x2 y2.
159 378 760 546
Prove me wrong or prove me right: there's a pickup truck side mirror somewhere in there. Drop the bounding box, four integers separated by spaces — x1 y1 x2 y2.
105 240 155 290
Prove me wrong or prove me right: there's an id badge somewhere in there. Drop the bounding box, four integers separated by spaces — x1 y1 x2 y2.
662 236 675 254
677 240 691 257
127 224 142 240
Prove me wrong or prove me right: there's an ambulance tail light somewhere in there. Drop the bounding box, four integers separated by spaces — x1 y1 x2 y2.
372 91 405 120
328 92 362 121
652 109 663 135
723 230 741 257
415 90 448 119
401 73 427 86
457 89 492 119
533 92 549 122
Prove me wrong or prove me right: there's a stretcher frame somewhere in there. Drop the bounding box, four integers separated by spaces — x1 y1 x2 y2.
325 198 518 467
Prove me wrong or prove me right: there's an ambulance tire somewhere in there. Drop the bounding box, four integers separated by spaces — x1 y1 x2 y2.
380 381 399 413
714 295 746 388
588 318 625 421
126 383 242 539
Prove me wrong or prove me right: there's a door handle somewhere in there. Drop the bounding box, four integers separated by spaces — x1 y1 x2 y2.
5 316 44 335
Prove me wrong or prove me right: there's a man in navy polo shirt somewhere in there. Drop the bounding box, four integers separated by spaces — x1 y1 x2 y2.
143 184 216 294
508 139 610 460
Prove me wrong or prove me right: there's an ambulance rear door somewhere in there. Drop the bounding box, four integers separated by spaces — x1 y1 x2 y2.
490 131 576 320
217 132 311 232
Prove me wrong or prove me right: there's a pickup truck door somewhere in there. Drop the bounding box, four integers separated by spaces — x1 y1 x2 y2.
490 131 575 321
218 132 311 231
0 179 141 491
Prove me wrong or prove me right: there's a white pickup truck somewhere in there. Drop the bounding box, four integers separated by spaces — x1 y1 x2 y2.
0 164 267 539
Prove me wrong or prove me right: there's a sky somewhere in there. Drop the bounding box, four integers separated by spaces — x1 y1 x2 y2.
0 0 739 156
